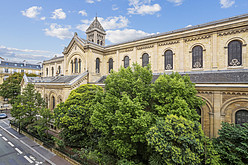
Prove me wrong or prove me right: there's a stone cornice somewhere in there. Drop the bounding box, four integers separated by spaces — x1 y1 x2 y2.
158 40 180 46
184 35 211 42
222 91 248 95
119 48 133 53
137 44 154 50
218 26 248 36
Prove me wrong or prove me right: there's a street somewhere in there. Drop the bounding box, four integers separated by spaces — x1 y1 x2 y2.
0 117 72 165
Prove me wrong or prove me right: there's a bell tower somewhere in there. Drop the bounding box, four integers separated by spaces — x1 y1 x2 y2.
86 17 106 46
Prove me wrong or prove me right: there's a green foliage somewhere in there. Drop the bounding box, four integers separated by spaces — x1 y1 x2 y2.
146 115 220 165
213 122 248 165
54 84 103 148
151 72 204 121
0 72 37 104
91 64 154 161
11 83 46 129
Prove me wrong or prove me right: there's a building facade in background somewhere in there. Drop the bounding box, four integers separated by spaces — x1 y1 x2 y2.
22 14 248 137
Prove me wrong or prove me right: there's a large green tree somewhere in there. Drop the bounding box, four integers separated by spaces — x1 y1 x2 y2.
90 64 204 163
11 83 46 131
54 84 103 148
0 72 37 104
213 122 248 165
146 115 220 165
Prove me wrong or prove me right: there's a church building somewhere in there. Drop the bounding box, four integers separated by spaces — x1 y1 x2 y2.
22 14 248 138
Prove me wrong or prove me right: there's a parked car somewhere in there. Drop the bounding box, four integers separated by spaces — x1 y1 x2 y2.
0 113 7 119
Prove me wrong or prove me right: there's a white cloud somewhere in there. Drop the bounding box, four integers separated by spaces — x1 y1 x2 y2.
85 0 101 3
40 17 46 20
0 45 54 63
112 4 119 11
77 16 129 32
220 0 235 8
128 0 161 15
51 9 66 20
44 23 73 40
167 0 184 6
79 10 87 16
21 6 42 18
106 29 150 44
185 24 192 28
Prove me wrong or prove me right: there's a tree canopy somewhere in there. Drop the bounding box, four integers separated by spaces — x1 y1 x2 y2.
54 84 103 147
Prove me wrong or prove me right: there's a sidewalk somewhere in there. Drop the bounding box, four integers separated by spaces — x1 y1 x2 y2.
0 120 72 165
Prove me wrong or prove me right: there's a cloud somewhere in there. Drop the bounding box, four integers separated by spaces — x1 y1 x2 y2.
51 9 66 20
77 16 129 32
220 0 235 8
21 6 42 18
85 0 101 3
185 24 192 28
106 29 150 44
44 23 73 40
79 10 87 16
112 4 119 11
167 0 184 6
40 17 46 20
0 45 54 63
128 0 161 15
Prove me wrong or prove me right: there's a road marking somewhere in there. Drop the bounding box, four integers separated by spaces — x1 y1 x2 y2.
8 141 14 147
0 134 2 136
24 155 34 163
0 123 56 165
30 155 35 161
15 148 23 154
2 136 8 141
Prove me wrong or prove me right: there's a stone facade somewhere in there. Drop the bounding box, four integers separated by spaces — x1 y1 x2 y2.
23 14 248 137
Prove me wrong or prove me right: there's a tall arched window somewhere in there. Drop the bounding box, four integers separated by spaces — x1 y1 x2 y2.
97 40 99 44
71 60 73 73
46 68 48 76
58 66 61 74
228 40 242 66
142 53 149 67
96 58 100 73
79 59 81 73
51 67 54 77
124 56 129 68
108 58 113 73
75 58 78 73
164 50 173 70
192 46 203 68
235 110 248 125
52 96 55 110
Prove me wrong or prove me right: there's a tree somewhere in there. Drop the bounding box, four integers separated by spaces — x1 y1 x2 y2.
213 122 248 165
11 83 46 131
0 72 37 104
54 84 103 148
146 115 220 165
151 72 204 121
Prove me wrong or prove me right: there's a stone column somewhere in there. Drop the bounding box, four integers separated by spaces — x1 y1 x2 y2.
212 32 218 69
179 38 184 72
153 43 158 72
213 91 222 137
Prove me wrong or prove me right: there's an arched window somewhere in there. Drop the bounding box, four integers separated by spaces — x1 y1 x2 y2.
164 50 173 70
79 59 81 73
124 56 129 68
71 60 73 73
142 53 149 67
51 67 54 77
46 68 48 76
96 58 100 73
196 107 201 124
235 110 248 125
58 66 61 74
52 96 55 110
192 46 203 68
100 41 103 45
97 40 99 44
228 40 242 66
108 58 113 73
75 58 78 73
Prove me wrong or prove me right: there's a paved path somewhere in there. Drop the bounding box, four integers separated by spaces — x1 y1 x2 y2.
0 118 72 165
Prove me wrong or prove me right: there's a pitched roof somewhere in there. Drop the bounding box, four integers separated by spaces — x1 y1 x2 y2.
86 17 105 33
95 69 248 84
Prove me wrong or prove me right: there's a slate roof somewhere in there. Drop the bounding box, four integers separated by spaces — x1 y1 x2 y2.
0 61 41 70
86 17 106 33
96 70 248 84
27 75 79 83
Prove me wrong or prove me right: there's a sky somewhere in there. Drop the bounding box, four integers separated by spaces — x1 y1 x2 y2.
0 0 247 64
